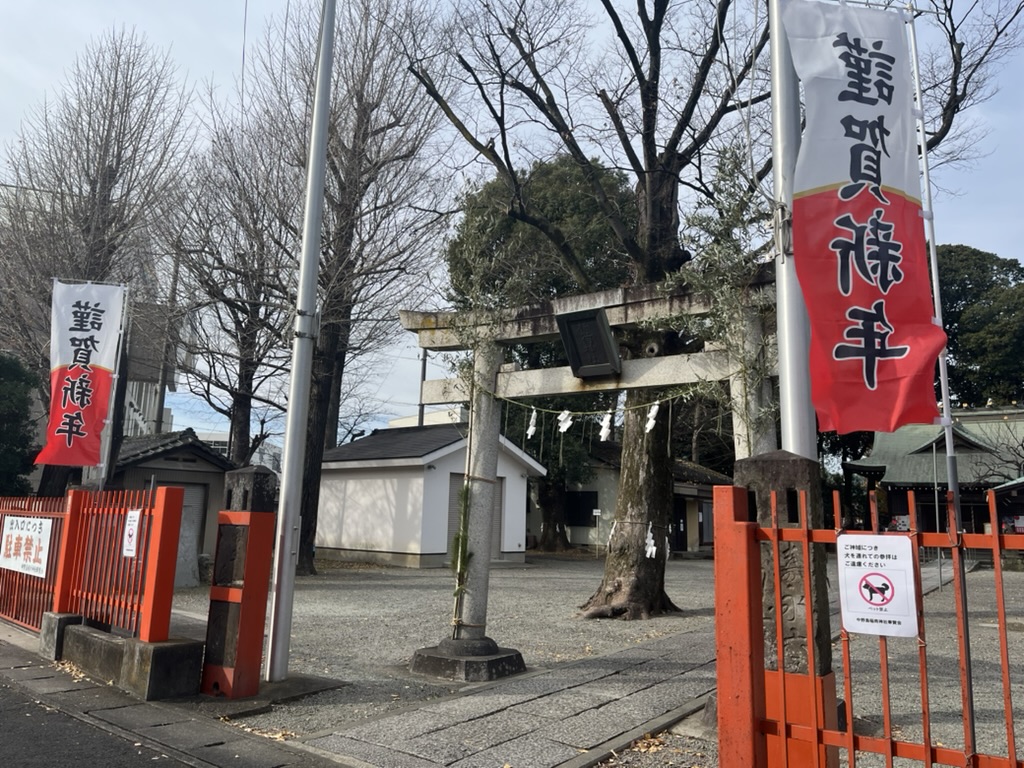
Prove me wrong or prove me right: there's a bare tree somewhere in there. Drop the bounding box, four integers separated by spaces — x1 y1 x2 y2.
408 0 1023 618
172 118 296 465
0 27 193 491
176 0 449 571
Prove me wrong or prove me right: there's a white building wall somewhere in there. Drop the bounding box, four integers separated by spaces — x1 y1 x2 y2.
421 450 467 554
317 467 424 553
496 452 528 553
318 442 536 566
420 448 529 555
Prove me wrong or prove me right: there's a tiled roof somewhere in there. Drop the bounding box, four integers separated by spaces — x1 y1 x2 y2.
322 423 468 463
116 428 234 471
846 417 1024 487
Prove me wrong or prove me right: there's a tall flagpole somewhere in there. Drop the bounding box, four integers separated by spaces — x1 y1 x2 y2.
907 12 961 520
99 285 129 492
266 0 336 682
907 9 975 748
770 0 817 460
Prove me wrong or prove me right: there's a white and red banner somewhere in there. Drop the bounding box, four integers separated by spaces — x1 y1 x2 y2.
781 0 946 433
35 281 125 467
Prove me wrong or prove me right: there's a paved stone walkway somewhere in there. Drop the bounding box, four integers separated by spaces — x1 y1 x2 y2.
300 630 716 768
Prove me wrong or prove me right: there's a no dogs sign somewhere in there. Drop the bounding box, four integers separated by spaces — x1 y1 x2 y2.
837 534 919 638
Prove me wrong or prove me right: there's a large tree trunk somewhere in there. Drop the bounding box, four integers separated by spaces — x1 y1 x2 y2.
37 465 77 497
536 477 571 551
296 322 339 576
228 355 256 466
296 313 352 575
578 165 687 619
324 317 352 450
103 331 130 486
579 387 680 619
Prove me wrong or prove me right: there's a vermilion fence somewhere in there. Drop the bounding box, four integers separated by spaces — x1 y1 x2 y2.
715 484 1024 768
0 487 182 641
0 496 68 631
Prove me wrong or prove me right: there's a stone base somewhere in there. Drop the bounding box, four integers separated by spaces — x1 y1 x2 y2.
121 636 204 700
39 612 204 700
410 637 526 682
63 622 125 684
38 612 84 661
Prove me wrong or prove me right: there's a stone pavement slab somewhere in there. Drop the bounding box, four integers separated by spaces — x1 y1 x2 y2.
2 662 57 681
448 734 583 768
17 674 92 694
289 624 720 767
138 718 247 750
194 739 318 768
305 734 439 768
93 702 195 730
50 683 139 712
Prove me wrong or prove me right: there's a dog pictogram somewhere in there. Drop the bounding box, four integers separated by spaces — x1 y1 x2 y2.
858 573 895 606
861 579 889 602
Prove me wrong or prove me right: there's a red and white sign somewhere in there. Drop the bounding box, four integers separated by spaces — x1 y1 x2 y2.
35 281 125 467
122 509 142 558
781 0 946 433
0 515 53 578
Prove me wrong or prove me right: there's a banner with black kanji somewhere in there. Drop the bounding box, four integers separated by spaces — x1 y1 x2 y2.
35 281 125 467
781 0 946 433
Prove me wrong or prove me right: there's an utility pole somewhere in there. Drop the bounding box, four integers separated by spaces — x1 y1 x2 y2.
266 0 336 682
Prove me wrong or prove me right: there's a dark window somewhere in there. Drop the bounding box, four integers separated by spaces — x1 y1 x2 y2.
565 491 599 527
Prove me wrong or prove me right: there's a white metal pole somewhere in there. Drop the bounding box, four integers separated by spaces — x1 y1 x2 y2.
266 0 336 682
907 9 974 747
906 11 961 520
99 283 129 492
770 0 817 460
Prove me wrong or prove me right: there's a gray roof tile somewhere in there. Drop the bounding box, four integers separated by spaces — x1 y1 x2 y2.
322 424 467 463
116 428 234 471
847 414 1024 487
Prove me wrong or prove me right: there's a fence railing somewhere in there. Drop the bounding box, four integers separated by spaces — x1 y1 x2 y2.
715 484 1024 768
0 487 182 641
0 497 68 631
53 487 183 642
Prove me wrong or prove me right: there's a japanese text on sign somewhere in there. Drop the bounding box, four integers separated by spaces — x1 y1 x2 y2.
0 516 53 579
837 533 919 638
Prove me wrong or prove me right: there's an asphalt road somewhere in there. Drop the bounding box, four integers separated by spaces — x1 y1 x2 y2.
0 682 188 766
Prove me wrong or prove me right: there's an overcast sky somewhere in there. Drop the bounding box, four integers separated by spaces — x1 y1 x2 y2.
2 0 1021 429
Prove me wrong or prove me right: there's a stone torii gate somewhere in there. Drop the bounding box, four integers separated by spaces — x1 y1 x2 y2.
403 281 776 680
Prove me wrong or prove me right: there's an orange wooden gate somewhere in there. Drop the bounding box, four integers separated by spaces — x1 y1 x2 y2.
0 488 182 640
0 496 67 631
715 483 1024 767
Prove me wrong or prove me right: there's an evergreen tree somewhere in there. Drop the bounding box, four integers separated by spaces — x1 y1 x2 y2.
0 354 39 495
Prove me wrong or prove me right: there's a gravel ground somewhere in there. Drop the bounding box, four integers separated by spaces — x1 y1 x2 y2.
172 553 718 741
171 552 1023 767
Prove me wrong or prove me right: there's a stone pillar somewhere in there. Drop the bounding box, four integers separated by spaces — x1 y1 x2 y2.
733 451 838 766
729 310 777 461
223 465 278 513
409 341 525 681
455 341 503 642
733 450 831 674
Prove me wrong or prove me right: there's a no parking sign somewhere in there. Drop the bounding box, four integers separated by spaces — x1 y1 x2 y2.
837 534 919 638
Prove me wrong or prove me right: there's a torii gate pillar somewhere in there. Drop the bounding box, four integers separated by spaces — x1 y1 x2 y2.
410 342 525 681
